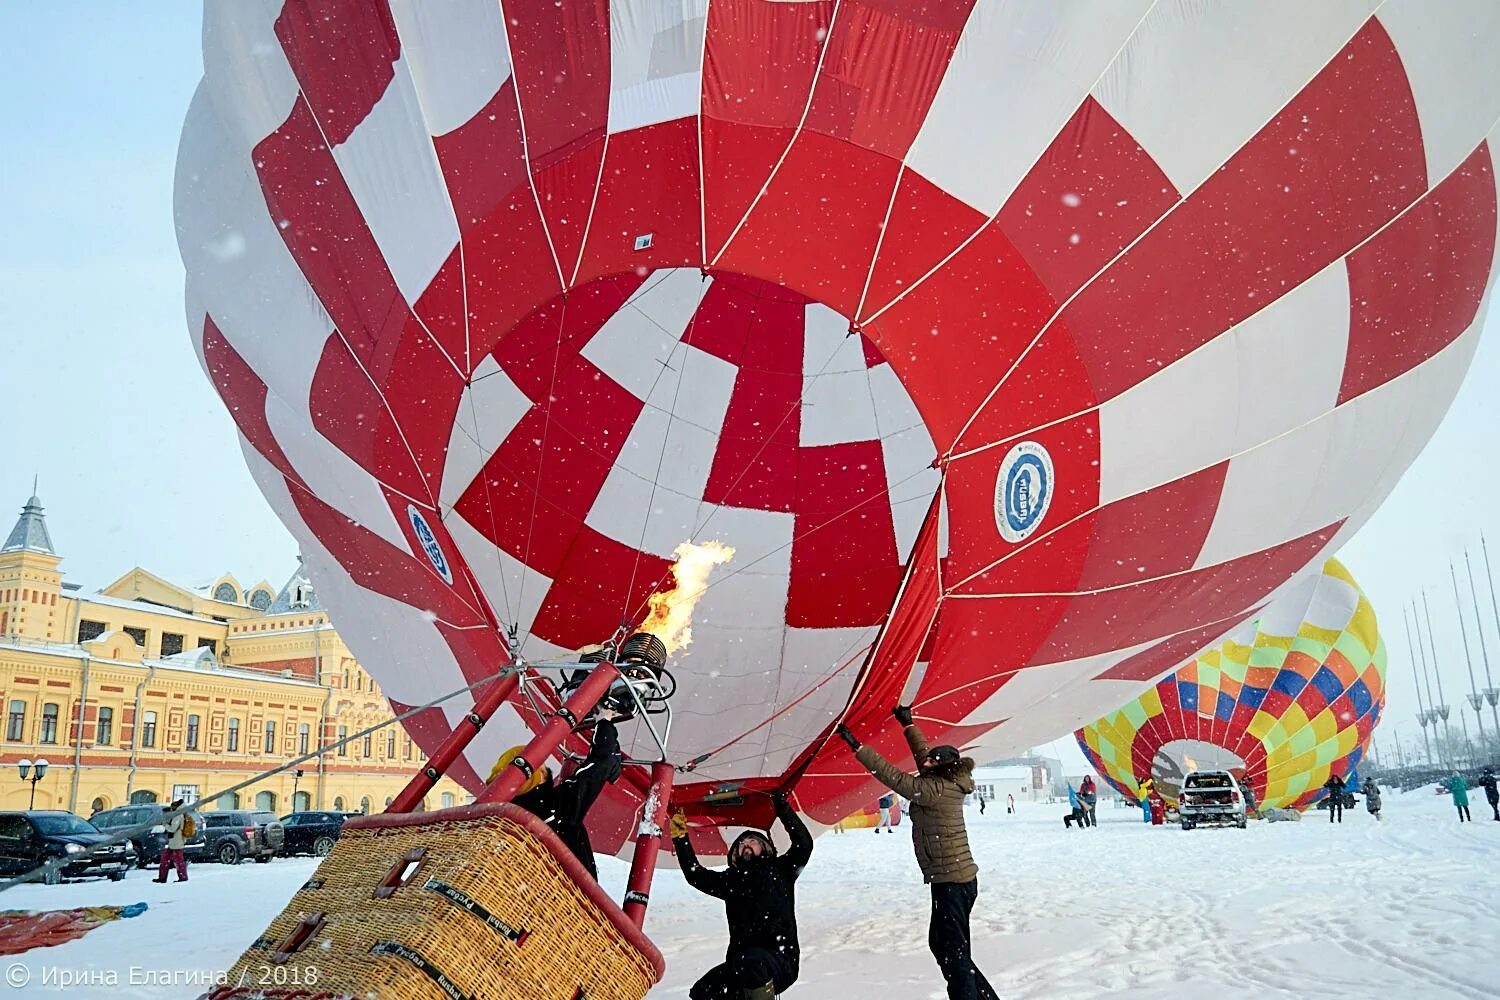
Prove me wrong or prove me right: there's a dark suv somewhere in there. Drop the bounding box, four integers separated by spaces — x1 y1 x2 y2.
279 811 357 857
201 810 284 864
90 804 207 868
0 811 132 883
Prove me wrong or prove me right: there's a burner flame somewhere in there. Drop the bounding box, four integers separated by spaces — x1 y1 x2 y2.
639 540 735 653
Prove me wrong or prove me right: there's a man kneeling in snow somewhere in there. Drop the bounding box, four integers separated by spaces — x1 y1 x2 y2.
671 791 812 1000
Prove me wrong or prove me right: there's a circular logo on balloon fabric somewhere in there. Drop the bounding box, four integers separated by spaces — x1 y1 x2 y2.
407 505 454 585
995 441 1054 543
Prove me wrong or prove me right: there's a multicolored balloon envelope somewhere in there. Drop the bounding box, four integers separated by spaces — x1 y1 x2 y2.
1077 559 1386 811
177 2 1495 854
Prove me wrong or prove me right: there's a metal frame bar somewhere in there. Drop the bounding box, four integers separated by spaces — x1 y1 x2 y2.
622 761 675 928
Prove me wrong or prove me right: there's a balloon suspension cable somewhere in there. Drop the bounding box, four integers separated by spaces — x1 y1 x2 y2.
0 664 524 895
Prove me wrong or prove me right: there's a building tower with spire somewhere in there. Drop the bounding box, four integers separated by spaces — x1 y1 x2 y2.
0 490 63 640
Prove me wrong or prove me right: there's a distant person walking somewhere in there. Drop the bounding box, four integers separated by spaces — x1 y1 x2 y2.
1480 767 1499 821
1448 772 1472 822
1362 776 1382 822
977 794 986 815
1323 773 1347 823
1006 793 1014 815
877 792 896 833
152 799 189 883
1078 776 1098 828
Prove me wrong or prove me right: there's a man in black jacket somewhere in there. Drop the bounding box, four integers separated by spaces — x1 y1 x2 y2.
1323 772 1346 824
671 791 813 1000
491 716 623 880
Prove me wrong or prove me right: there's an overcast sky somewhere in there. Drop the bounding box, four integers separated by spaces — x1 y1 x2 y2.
3 5 1497 774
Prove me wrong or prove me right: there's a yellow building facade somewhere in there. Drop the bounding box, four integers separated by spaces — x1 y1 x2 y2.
0 491 469 817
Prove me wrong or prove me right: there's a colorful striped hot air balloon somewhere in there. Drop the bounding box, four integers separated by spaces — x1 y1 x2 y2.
1077 560 1386 811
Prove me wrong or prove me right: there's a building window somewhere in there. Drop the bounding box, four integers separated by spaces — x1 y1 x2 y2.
7 701 26 741
299 723 310 755
255 790 276 811
264 720 276 755
197 637 218 654
405 737 413 760
360 797 371 815
356 674 363 691
337 726 348 756
249 588 273 611
293 790 311 811
123 626 147 650
186 714 200 750
96 707 113 746
362 734 373 758
441 792 455 809
39 704 59 744
333 796 346 811
213 582 238 603
160 632 184 657
141 711 157 748
77 619 107 643
90 797 108 814
386 732 396 759
172 784 200 804
226 717 240 752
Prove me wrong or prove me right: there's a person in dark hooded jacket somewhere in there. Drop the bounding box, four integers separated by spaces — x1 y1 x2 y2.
671 791 812 1000
490 716 622 880
838 707 998 1000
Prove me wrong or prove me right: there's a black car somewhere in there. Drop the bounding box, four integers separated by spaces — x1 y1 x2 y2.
0 811 132 883
201 810 284 864
279 811 357 857
90 804 207 868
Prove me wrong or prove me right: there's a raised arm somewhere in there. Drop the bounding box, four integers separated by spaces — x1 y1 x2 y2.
902 722 931 765
854 742 923 800
672 826 729 899
773 793 813 873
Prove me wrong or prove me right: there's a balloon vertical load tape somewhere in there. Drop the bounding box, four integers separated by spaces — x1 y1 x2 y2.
203 803 664 1000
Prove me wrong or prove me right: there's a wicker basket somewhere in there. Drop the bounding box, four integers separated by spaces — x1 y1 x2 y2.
206 803 664 1000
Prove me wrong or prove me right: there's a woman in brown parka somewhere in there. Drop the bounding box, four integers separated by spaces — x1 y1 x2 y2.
837 707 997 1000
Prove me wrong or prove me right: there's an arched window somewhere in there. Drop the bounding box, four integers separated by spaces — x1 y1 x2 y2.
360 796 371 815
333 796 346 811
293 790 311 812
255 790 277 811
90 796 108 814
249 588 273 611
226 717 240 751
6 700 25 741
213 582 238 603
298 723 311 754
140 711 157 748
186 714 200 750
440 792 455 809
96 706 113 745
130 789 158 804
385 796 395 808
39 703 59 743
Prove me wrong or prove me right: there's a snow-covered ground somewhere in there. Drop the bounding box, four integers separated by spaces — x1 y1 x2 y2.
3 788 1496 998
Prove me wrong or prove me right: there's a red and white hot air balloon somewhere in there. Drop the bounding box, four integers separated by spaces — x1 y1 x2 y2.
176 0 1500 855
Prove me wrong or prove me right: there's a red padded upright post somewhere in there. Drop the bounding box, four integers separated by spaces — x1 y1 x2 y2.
387 671 520 814
622 761 675 927
476 663 621 804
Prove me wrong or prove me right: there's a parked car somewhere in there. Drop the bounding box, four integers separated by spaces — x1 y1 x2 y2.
201 810 284 864
1178 770 1248 830
0 811 132 883
279 811 357 857
90 803 207 868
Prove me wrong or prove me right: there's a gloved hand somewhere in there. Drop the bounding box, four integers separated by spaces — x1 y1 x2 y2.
770 790 791 810
892 705 914 727
669 811 689 840
835 723 861 751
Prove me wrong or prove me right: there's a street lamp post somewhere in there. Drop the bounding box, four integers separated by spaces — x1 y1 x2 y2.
17 758 50 810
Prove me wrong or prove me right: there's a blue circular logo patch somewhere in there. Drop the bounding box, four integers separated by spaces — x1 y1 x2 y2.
407 505 454 584
995 441 1054 543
